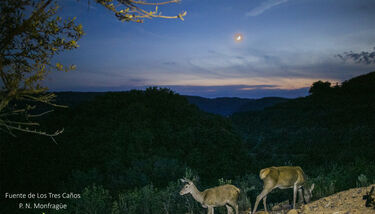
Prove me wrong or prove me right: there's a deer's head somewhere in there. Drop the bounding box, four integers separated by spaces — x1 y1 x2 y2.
303 183 315 203
179 178 194 195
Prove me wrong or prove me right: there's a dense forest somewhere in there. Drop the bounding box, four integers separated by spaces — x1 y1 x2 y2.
1 72 375 213
185 96 288 116
231 72 375 201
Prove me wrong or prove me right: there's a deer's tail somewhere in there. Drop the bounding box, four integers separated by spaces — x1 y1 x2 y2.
260 168 271 180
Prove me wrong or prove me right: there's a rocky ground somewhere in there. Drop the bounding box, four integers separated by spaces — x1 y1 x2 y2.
253 184 375 214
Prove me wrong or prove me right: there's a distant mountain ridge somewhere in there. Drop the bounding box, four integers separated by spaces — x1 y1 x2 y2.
55 92 288 116
185 96 288 116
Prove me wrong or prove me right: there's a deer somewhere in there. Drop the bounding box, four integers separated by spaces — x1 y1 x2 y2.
252 166 314 214
179 178 241 214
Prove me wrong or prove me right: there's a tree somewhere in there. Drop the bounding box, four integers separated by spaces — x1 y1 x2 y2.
0 0 186 138
0 0 84 137
97 0 187 22
309 80 332 95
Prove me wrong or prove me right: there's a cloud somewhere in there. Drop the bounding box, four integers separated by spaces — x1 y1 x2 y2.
246 0 289 17
336 47 375 65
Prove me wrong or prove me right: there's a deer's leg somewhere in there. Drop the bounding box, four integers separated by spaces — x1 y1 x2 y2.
207 206 214 214
226 204 234 214
298 188 304 204
263 195 268 212
293 184 297 209
252 188 271 214
227 202 239 214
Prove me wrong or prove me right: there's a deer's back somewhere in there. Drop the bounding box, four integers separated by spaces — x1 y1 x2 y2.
260 166 305 188
202 184 240 206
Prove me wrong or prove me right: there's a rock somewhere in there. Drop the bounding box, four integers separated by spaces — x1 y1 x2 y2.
363 186 375 208
272 200 291 211
286 209 298 214
254 211 268 214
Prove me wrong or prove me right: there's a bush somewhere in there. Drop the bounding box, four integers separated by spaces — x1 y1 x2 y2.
75 184 112 214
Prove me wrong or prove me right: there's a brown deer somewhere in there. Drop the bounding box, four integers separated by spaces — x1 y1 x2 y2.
252 166 314 214
179 178 240 214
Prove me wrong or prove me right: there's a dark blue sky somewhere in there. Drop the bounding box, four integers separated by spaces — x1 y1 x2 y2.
47 0 375 98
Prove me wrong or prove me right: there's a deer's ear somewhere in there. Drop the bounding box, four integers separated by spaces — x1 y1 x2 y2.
310 183 315 192
180 178 186 183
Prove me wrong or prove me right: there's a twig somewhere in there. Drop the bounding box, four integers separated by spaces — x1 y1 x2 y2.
28 109 54 118
1 122 64 137
4 120 40 126
128 0 180 6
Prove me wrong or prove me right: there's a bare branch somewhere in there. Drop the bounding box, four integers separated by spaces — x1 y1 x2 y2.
22 95 68 108
97 0 186 22
128 0 180 6
4 120 40 126
0 122 64 137
28 109 54 118
50 136 58 145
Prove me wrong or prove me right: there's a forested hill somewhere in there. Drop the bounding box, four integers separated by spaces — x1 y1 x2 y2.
1 88 249 195
53 92 287 116
2 73 375 213
185 96 288 116
54 91 104 106
231 71 375 169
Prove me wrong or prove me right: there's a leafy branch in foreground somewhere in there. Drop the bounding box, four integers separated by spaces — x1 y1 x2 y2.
0 0 84 137
97 0 187 22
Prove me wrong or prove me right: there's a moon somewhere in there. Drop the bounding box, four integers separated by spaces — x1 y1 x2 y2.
234 33 243 42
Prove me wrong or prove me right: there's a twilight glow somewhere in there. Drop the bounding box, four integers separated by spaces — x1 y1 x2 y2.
47 0 375 98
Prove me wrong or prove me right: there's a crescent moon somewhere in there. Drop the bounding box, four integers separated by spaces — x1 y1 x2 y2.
234 33 243 42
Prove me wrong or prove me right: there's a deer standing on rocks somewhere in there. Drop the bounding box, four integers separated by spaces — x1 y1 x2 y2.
252 166 314 214
179 178 240 214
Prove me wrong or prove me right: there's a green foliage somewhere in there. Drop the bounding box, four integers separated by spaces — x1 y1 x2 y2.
0 0 83 136
232 72 375 171
69 180 193 214
233 174 259 211
309 175 336 199
218 178 232 185
1 88 249 208
75 184 112 214
357 174 370 187
117 189 142 214
183 167 200 183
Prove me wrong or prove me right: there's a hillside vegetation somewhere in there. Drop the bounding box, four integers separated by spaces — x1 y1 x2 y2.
1 87 250 213
1 72 375 214
186 96 288 116
231 71 375 201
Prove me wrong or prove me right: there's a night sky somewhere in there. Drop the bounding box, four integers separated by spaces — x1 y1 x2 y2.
47 0 375 98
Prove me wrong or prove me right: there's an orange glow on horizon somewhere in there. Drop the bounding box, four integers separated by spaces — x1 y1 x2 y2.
151 77 340 90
